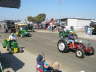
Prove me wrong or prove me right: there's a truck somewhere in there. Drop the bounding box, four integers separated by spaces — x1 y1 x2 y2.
4 20 16 33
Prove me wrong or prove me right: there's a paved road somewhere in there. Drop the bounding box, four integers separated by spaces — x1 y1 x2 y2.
0 32 96 72
18 32 96 72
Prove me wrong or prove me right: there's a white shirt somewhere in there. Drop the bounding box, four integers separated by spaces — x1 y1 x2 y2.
9 35 16 40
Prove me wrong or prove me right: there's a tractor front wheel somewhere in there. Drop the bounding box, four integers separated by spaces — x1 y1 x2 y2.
75 49 85 58
57 40 68 53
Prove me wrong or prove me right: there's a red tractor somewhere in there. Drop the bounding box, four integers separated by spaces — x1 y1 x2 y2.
57 39 95 58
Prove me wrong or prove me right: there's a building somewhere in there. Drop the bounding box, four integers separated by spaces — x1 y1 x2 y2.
58 18 92 31
0 20 21 29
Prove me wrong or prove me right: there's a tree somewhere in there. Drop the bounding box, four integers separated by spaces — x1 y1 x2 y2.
27 13 46 23
27 16 33 22
35 13 46 23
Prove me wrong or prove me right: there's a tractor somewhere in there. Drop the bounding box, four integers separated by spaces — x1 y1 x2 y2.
58 28 94 58
2 39 24 53
59 29 78 39
57 38 95 58
16 24 31 37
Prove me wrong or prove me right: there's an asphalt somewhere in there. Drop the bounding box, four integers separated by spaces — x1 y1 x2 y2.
18 32 96 72
0 30 96 72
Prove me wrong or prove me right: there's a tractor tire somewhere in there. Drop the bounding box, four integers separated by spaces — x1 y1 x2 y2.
2 45 6 48
27 33 31 37
75 49 85 58
57 40 68 53
7 45 13 54
89 47 95 55
2 40 8 48
20 34 23 37
19 48 24 53
8 48 13 54
59 32 63 39
29 33 32 37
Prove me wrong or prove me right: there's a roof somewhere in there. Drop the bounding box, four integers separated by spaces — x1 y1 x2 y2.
0 20 21 23
60 18 92 21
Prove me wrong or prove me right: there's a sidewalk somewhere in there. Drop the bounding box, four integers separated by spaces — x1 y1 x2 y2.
0 43 36 72
77 32 96 41
15 50 36 72
0 43 65 72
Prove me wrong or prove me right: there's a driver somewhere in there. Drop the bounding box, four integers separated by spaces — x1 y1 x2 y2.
67 31 75 48
8 33 17 48
9 33 16 40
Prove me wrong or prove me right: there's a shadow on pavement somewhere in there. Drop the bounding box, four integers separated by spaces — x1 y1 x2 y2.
0 53 24 72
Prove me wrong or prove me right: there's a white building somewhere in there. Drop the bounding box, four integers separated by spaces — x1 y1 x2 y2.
59 18 92 31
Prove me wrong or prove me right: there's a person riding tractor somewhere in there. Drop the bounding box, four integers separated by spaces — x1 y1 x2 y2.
65 31 76 48
16 25 31 37
57 30 95 58
59 27 78 39
9 33 16 40
8 33 17 48
2 33 24 53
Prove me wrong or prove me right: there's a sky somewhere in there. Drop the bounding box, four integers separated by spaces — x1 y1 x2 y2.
0 0 96 20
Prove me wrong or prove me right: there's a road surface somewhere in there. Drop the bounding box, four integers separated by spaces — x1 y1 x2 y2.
0 32 96 72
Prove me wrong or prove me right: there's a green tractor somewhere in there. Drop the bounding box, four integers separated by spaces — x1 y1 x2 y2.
59 30 78 39
16 29 31 37
2 39 24 53
16 24 32 37
27 24 35 32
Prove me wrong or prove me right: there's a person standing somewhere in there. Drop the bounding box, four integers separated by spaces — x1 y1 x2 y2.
87 27 92 35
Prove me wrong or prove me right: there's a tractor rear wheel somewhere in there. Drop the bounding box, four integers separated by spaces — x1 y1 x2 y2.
8 48 13 54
